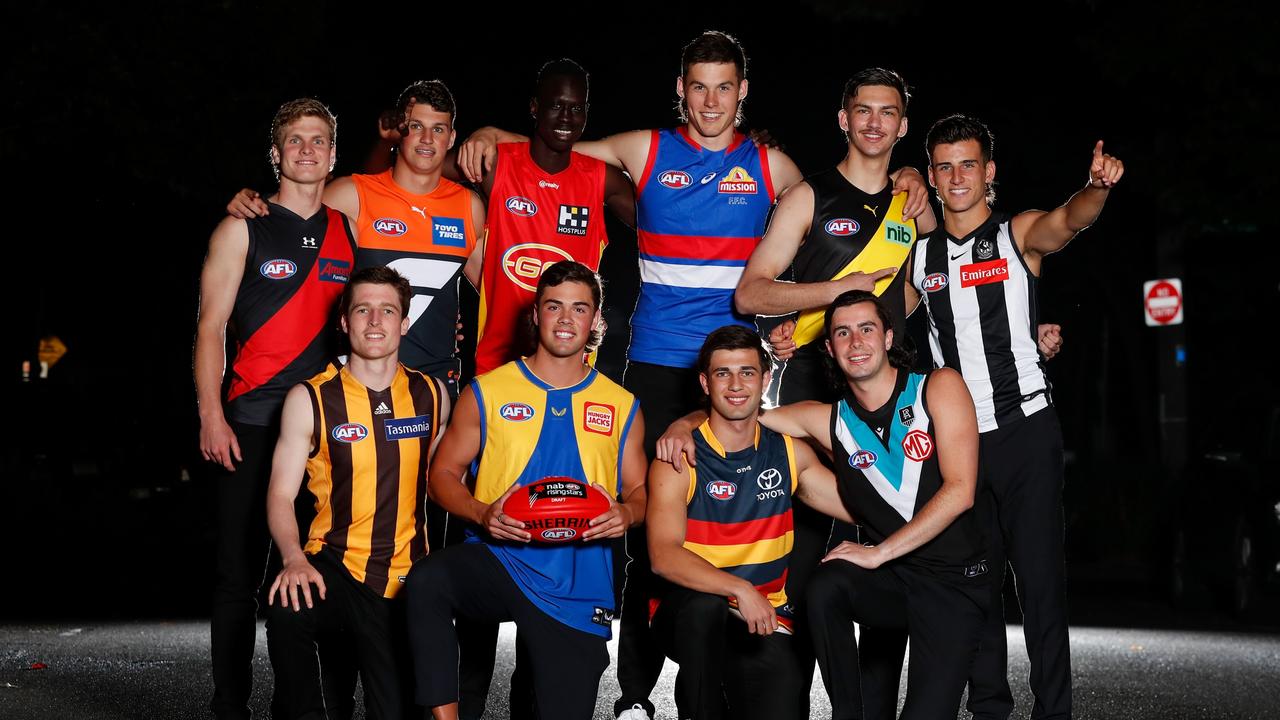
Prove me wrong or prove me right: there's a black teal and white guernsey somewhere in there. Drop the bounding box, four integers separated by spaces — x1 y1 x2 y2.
910 211 1049 432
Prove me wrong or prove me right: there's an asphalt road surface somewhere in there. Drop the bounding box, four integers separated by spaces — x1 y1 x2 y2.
2 621 1278 719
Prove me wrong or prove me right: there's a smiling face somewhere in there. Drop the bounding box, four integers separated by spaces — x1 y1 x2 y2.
532 74 588 153
839 84 907 160
397 102 455 175
928 138 996 214
533 279 599 359
825 301 894 384
341 282 409 362
699 348 768 422
271 115 334 184
677 61 747 141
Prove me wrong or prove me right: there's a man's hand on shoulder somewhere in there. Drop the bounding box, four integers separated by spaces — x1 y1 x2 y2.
227 188 269 219
889 166 930 221
268 555 327 611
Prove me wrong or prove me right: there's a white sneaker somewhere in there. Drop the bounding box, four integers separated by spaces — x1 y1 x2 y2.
617 704 652 720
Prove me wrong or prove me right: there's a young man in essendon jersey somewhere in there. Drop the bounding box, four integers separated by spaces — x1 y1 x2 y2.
195 98 356 720
263 267 450 720
660 291 988 718
228 80 486 399
646 325 853 720
909 115 1123 720
406 261 647 720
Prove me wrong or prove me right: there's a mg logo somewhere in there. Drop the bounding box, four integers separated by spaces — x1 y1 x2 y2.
902 430 934 462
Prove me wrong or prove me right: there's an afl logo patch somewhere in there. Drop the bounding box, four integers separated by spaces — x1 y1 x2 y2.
499 402 536 422
658 170 692 189
706 481 737 501
331 423 368 443
902 430 934 462
825 218 860 236
373 218 408 236
921 273 949 292
541 528 577 541
501 243 574 293
849 450 877 470
260 259 297 280
505 196 538 217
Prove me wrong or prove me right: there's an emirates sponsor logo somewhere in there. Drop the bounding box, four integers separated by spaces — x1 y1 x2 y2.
959 259 1009 288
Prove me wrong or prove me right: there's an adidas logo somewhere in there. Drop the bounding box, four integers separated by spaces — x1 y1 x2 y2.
374 402 391 415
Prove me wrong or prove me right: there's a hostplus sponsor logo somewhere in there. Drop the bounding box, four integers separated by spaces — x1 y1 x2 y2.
557 205 589 236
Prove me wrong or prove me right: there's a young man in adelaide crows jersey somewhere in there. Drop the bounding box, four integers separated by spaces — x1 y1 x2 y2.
647 325 852 720
909 115 1123 720
264 267 451 720
195 98 357 720
662 290 987 719
406 261 647 720
460 34 928 720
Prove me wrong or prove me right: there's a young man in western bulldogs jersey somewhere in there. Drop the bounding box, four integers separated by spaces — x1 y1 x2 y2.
909 115 1123 720
647 325 852 720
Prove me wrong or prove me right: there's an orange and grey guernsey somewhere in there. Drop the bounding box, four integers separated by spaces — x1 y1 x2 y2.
302 363 443 598
683 421 799 628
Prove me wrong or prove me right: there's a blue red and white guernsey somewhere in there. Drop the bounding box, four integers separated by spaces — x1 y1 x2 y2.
682 421 798 630
467 359 639 637
632 128 775 368
227 203 355 426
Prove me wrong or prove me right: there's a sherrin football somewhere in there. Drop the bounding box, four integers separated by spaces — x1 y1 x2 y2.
501 477 613 543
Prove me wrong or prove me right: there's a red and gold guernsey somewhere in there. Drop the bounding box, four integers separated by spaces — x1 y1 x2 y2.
681 421 799 629
351 171 478 380
475 142 608 375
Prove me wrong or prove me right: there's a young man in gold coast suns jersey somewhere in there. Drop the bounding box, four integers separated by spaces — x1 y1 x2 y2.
262 266 451 720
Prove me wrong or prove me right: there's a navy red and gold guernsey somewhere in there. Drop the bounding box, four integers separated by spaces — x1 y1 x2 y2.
227 203 355 426
683 421 798 629
302 363 444 599
468 359 638 637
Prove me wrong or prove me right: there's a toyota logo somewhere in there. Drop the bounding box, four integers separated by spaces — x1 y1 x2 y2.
757 468 783 491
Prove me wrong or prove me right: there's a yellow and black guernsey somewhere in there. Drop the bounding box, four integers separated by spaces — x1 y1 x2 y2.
790 170 917 347
683 421 799 630
469 359 638 638
302 363 443 599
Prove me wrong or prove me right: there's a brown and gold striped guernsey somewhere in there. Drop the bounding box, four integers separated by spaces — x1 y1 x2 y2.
302 363 442 598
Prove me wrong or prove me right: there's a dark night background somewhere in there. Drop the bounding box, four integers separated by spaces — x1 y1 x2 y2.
3 1 1277 628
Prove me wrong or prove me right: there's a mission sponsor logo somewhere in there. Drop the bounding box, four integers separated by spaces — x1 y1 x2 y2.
383 414 431 441
885 220 913 246
501 243 574 292
902 430 934 461
499 402 536 422
959 259 1009 288
717 166 758 194
706 480 737 501
260 259 297 280
849 449 878 470
583 402 615 436
505 196 538 217
373 218 408 236
825 218 860 236
331 422 368 443
432 217 467 248
921 273 949 292
658 170 692 189
318 258 350 284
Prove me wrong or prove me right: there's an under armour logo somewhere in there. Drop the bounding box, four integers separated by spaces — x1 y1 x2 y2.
410 206 427 220
301 236 317 248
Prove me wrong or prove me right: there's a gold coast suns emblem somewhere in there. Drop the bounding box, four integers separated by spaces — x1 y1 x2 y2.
717 166 758 194
583 402 615 436
502 243 574 292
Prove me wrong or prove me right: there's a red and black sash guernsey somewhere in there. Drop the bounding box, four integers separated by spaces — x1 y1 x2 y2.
226 203 355 426
302 364 442 599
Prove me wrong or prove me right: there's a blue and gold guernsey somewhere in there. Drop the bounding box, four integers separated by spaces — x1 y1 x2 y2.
632 128 776 368
684 421 798 629
468 359 639 637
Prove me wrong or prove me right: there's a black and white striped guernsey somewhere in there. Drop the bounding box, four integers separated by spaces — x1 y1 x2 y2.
910 211 1049 432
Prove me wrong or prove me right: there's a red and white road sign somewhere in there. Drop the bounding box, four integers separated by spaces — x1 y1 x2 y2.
1143 278 1183 326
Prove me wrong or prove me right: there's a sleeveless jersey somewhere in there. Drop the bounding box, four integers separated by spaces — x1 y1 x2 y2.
684 421 798 629
830 371 984 575
910 212 1049 432
632 128 775 367
791 169 915 347
475 143 608 375
469 360 639 637
352 171 478 379
303 364 443 599
227 203 355 426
